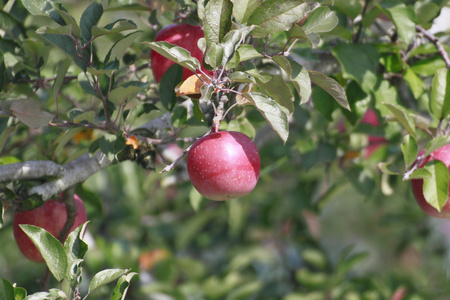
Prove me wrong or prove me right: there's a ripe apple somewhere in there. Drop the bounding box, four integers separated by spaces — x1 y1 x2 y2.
411 145 450 218
187 131 260 201
150 23 213 82
13 194 87 262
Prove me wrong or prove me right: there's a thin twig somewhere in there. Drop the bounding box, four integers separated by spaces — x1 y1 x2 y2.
353 0 371 43
160 129 212 173
416 25 450 68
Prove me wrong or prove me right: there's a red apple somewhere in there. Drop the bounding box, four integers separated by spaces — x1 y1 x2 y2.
150 23 213 82
411 145 450 218
187 131 260 201
13 194 87 262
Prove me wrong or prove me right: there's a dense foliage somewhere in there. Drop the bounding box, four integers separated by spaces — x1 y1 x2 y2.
1 0 450 299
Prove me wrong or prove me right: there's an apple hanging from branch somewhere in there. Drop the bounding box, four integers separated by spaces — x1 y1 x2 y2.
13 194 87 262
187 131 261 201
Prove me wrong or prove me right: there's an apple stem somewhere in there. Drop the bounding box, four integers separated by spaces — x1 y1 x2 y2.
58 186 77 243
212 95 228 133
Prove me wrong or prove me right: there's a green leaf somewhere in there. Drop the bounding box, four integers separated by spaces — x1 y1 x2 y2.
234 44 262 62
232 0 263 24
0 126 15 154
52 59 71 100
23 292 52 300
401 135 417 168
203 0 233 45
414 2 440 26
0 279 15 300
54 9 81 38
91 19 137 37
99 132 127 162
383 103 416 138
160 64 183 112
80 1 103 43
108 83 146 106
377 162 403 175
333 0 362 19
308 70 349 110
425 136 450 157
411 160 449 212
255 74 295 113
10 99 54 129
131 103 159 119
104 31 142 63
378 1 415 46
220 26 256 66
14 287 27 300
205 42 225 68
41 33 87 70
430 68 450 120
64 222 88 261
410 57 447 77
20 0 64 24
243 92 289 144
247 0 318 37
142 41 201 72
111 272 138 300
403 67 425 99
289 25 315 48
331 44 380 93
273 56 311 104
88 269 129 294
19 224 68 282
302 6 338 34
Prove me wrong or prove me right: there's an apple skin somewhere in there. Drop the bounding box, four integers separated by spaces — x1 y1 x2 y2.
411 145 450 218
187 131 260 201
13 194 87 262
150 23 213 82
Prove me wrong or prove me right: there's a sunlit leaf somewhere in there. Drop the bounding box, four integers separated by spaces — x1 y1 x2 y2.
425 135 450 157
378 1 416 46
383 103 416 137
88 269 129 294
401 135 417 168
248 0 318 37
91 19 137 37
430 68 450 120
104 31 142 63
111 272 138 300
203 0 233 45
243 92 289 144
308 71 349 110
20 224 68 282
302 6 338 34
410 160 449 212
142 41 201 72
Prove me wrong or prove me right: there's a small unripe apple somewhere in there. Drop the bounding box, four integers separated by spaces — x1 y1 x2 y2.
150 23 212 82
187 131 260 201
411 145 450 218
13 194 87 262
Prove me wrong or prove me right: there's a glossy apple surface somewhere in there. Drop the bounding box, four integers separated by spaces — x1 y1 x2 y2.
187 131 260 201
150 23 212 82
13 194 87 262
411 145 450 218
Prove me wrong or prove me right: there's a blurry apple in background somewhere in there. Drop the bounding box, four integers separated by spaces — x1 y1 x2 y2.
150 23 213 82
